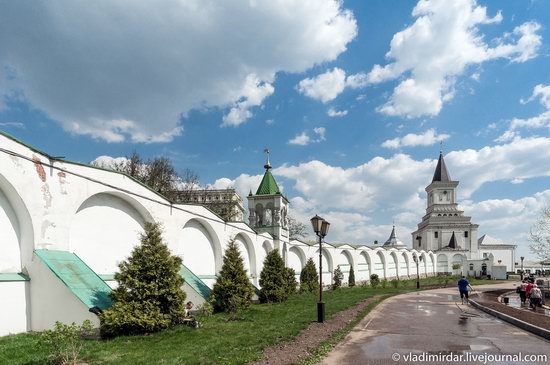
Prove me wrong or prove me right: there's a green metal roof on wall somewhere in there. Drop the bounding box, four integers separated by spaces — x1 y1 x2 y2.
179 264 211 300
35 249 112 310
255 169 281 195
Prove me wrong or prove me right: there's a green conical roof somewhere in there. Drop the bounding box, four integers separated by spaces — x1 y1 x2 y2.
256 169 280 195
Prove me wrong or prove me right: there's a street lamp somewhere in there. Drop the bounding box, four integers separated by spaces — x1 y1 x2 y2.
520 256 525 280
311 214 330 323
413 254 423 289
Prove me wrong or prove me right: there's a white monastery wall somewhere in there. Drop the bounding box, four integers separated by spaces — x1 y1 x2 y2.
0 133 437 335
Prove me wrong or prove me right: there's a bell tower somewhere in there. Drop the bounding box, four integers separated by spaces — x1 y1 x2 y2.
247 149 289 251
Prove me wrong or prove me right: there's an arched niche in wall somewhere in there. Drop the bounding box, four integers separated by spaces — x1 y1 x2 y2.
288 246 306 275
339 250 353 282
373 250 385 278
235 233 257 279
387 251 398 279
436 254 449 273
0 174 33 272
400 252 410 277
178 218 221 288
69 192 150 274
357 251 370 281
257 240 272 269
314 248 333 287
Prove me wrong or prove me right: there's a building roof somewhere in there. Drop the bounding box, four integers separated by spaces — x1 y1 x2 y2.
478 234 515 246
383 226 407 248
255 168 281 195
432 152 451 182
34 249 112 310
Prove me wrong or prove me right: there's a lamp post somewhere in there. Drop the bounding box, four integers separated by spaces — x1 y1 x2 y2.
520 256 525 280
311 214 330 323
414 255 423 289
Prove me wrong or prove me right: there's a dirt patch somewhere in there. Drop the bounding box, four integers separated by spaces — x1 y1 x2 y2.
476 290 550 330
251 295 382 365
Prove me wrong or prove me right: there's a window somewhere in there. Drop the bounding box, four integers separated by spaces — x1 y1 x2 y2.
434 232 438 238
464 231 468 238
469 264 474 271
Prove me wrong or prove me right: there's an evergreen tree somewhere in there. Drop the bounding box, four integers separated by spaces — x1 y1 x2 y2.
210 238 254 314
300 258 319 293
100 222 186 337
259 250 288 303
333 265 344 290
285 267 298 297
348 266 356 287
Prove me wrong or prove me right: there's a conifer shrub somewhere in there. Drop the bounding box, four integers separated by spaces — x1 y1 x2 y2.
381 278 388 288
300 258 319 293
285 267 298 297
332 265 344 290
100 222 187 338
210 238 254 316
259 250 288 303
390 279 399 288
348 266 356 287
370 273 380 288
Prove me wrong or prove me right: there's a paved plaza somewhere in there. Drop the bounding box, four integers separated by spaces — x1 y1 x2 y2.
322 285 550 365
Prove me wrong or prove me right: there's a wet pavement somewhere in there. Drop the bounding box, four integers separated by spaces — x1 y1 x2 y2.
321 285 550 365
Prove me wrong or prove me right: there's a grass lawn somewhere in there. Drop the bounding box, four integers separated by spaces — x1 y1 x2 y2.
0 276 507 365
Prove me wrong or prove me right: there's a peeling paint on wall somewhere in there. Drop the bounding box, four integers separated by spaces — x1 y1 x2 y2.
57 171 69 195
41 184 52 208
32 155 46 182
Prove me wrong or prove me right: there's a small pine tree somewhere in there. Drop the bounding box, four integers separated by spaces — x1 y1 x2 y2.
100 222 187 337
259 250 288 303
300 258 319 293
333 265 344 290
370 273 380 288
284 267 298 297
210 238 254 315
348 266 356 287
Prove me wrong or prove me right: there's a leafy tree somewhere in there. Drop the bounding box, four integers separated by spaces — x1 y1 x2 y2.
100 223 187 337
259 250 288 303
370 273 380 288
285 267 298 297
530 207 550 261
348 266 356 287
332 265 344 290
210 238 254 316
300 258 319 293
288 215 308 239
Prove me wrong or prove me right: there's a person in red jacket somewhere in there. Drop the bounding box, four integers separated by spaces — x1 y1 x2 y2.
526 280 534 302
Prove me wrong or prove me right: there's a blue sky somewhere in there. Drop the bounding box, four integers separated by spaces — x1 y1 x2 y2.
1 0 550 259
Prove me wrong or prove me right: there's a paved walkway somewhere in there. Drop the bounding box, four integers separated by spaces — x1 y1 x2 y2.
321 285 550 365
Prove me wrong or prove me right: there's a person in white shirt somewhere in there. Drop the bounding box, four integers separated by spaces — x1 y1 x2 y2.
529 284 542 311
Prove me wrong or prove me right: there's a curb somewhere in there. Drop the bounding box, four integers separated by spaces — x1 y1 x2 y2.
469 300 550 341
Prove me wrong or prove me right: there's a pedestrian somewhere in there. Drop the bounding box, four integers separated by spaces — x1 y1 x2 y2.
457 276 473 304
519 280 528 304
526 280 534 303
530 284 542 311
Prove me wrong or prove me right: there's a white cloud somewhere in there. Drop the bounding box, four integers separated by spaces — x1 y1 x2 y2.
211 173 264 202
0 0 357 142
381 128 450 149
288 132 311 146
497 84 550 142
288 127 326 146
222 74 274 127
297 68 367 103
366 0 541 118
91 155 129 169
327 107 348 117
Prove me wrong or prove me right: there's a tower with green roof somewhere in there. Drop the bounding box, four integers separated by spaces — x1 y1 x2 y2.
247 149 289 253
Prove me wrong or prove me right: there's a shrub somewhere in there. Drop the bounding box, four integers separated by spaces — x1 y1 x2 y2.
40 320 93 365
390 279 399 288
100 222 187 337
370 274 380 288
348 266 356 287
210 238 254 317
285 267 298 297
381 279 388 288
259 250 288 303
332 265 344 290
300 258 319 293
